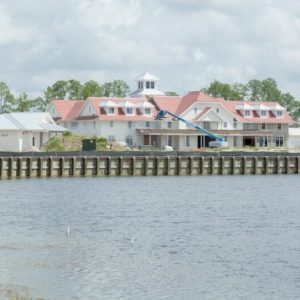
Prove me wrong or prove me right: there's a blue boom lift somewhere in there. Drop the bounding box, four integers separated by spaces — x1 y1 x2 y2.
155 110 228 148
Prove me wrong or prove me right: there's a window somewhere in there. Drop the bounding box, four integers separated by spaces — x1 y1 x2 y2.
71 122 78 129
278 123 282 130
108 135 115 142
233 118 237 129
146 81 150 89
128 121 132 129
110 121 114 127
259 136 268 147
186 136 190 147
223 122 227 129
275 136 284 147
144 108 151 115
168 135 172 146
108 107 115 115
167 122 172 129
277 111 283 117
126 135 133 146
216 108 220 113
151 81 155 89
145 121 150 128
244 110 251 117
262 123 266 130
194 108 198 115
93 121 96 129
261 110 267 117
126 107 133 115
32 137 35 146
203 122 210 130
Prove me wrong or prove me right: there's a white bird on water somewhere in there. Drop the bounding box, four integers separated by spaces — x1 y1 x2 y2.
66 226 70 237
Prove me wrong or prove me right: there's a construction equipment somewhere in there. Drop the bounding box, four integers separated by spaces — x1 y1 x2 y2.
155 110 228 148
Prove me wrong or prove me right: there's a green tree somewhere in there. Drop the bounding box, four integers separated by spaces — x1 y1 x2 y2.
260 78 281 101
102 82 113 97
67 79 84 99
203 80 242 100
0 81 15 113
44 80 69 102
247 79 262 101
111 80 130 97
82 80 103 99
13 92 31 112
102 80 130 97
30 97 47 112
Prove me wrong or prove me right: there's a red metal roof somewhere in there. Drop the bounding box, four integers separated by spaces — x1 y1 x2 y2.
50 92 294 125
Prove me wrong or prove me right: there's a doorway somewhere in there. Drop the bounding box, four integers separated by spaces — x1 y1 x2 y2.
243 137 255 147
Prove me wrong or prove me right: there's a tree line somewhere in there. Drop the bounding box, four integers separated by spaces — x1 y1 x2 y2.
0 77 299 120
202 78 300 120
0 79 130 113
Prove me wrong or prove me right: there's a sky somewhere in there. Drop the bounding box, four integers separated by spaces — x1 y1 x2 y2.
1 0 300 98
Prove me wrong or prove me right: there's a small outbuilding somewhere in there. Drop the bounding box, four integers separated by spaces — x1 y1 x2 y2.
288 128 300 148
0 112 66 152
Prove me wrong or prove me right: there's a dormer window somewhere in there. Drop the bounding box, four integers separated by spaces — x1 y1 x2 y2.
126 107 133 115
108 107 115 115
146 81 150 89
138 82 143 89
244 110 251 117
277 111 283 117
261 110 267 117
144 108 151 115
151 82 155 89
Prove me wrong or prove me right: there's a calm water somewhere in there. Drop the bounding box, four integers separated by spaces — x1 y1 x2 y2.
0 175 300 299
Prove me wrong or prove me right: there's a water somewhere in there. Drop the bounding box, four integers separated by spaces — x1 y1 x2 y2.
0 175 300 299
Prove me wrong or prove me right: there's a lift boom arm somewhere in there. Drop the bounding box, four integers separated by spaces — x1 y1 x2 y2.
155 109 225 143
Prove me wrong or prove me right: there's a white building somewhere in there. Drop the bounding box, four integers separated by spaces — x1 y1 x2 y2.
0 112 65 152
48 73 294 150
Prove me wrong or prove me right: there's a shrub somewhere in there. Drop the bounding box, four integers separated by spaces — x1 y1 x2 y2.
63 131 73 137
45 137 64 151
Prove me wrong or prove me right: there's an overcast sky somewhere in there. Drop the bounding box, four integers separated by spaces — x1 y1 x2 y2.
1 0 300 98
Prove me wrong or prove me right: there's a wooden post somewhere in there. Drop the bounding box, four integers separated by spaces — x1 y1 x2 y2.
254 157 258 174
232 157 235 175
132 157 136 176
96 157 100 176
18 157 23 178
48 157 53 177
265 156 268 174
166 156 170 175
72 157 76 176
27 157 32 178
189 157 193 175
144 156 148 176
107 157 111 176
177 156 181 175
119 157 123 176
38 157 43 177
8 157 13 178
156 157 159 175
243 156 247 175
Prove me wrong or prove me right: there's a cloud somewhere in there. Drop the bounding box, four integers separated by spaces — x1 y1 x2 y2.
1 0 300 99
0 2 32 45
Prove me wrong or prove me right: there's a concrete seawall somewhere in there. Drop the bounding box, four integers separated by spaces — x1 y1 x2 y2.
1 154 300 179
